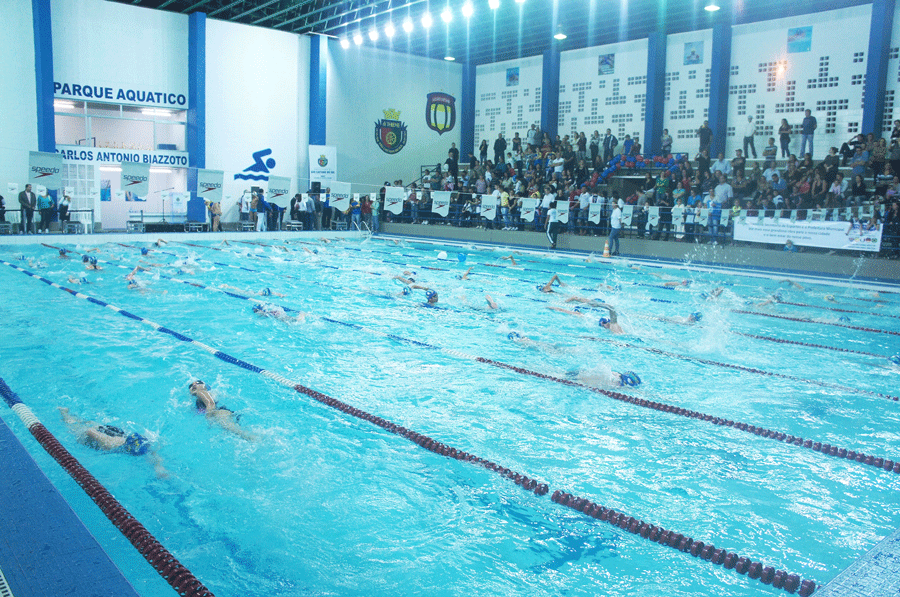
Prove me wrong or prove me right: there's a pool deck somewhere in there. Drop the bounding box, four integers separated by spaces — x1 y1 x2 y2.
815 528 900 597
0 415 140 597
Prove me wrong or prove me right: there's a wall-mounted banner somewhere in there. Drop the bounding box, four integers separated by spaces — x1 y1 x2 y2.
266 175 291 204
480 194 497 220
57 145 188 166
197 169 225 203
309 145 337 184
734 218 882 252
329 182 351 213
121 161 150 197
54 82 187 108
29 151 63 188
521 198 537 223
384 187 405 215
375 109 407 154
425 93 456 135
431 191 452 217
171 192 189 215
588 201 602 224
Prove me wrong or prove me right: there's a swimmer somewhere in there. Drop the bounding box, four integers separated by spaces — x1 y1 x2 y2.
253 303 306 323
82 255 102 270
890 355 900 367
59 407 167 478
700 287 725 300
303 247 320 255
219 283 285 298
393 271 418 285
67 276 89 285
154 239 168 247
538 274 566 293
565 296 608 308
457 266 475 280
780 279 805 290
189 380 255 441
58 248 70 259
598 304 624 334
507 331 559 352
500 255 519 266
422 289 439 306
485 294 499 310
569 369 642 389
647 272 691 287
125 266 147 281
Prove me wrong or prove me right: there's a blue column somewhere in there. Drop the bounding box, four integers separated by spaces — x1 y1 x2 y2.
309 36 327 145
643 31 666 157
861 0 895 135
541 45 560 141
187 12 206 220
32 0 55 152
460 61 476 163
708 21 731 158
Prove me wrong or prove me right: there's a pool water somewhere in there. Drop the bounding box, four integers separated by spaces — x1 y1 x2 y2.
0 237 898 597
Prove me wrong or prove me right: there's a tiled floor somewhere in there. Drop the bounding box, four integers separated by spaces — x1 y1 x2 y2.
816 528 900 597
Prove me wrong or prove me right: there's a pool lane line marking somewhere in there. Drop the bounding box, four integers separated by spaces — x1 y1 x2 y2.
0 378 217 597
0 261 819 596
34 251 900 481
728 332 889 359
733 310 900 337
774 300 900 321
581 336 900 402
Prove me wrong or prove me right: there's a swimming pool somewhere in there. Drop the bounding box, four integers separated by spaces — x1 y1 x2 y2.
1 236 898 597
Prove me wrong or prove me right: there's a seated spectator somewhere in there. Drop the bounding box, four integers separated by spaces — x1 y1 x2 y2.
711 152 732 177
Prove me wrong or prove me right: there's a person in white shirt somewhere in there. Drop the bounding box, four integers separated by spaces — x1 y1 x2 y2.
608 199 623 255
540 189 555 229
546 200 561 249
578 188 591 234
711 152 732 177
762 166 781 182
742 115 758 159
714 176 733 206
240 191 251 222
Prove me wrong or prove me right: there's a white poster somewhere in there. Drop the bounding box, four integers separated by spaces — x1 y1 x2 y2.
29 151 63 189
621 205 633 226
671 205 684 224
197 169 225 203
431 191 451 217
720 210 731 227
557 201 569 224
521 198 537 223
384 186 405 215
588 201 602 224
648 206 660 227
330 181 351 213
734 218 882 252
698 208 709 227
171 192 188 215
267 175 291 204
480 194 498 220
309 145 337 184
120 161 150 197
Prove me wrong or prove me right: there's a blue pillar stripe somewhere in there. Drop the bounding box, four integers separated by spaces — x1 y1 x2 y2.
309 36 327 146
541 46 561 141
707 21 731 158
460 61 476 162
32 0 55 153
187 12 206 213
861 0 896 135
644 31 667 156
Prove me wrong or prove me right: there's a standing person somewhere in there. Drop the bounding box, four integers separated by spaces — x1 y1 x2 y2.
493 133 507 165
255 193 268 231
360 194 372 231
608 199 623 256
18 183 36 234
526 124 539 149
249 191 259 228
207 200 222 232
479 139 488 163
660 129 673 155
58 194 71 227
742 115 758 159
349 194 361 230
0 194 6 222
546 200 560 249
697 121 713 154
37 188 54 233
779 119 792 158
313 192 323 230
590 130 600 162
800 109 817 158
603 129 618 163
371 192 381 234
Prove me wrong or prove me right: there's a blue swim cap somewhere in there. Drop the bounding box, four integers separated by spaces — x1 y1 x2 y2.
89 257 98 266
141 248 149 255
839 316 851 323
262 288 272 296
574 306 584 313
890 355 900 365
252 304 264 313
619 371 642 387
80 277 88 284
699 292 709 300
59 249 66 255
425 290 437 301
537 284 545 291
82 255 89 263
691 312 702 322
313 248 319 254
508 332 521 340
402 286 411 295
599 317 610 326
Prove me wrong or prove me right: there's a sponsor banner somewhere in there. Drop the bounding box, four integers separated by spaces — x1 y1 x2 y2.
431 191 451 217
621 205 633 226
120 161 150 197
588 201 602 224
385 187 405 215
29 151 63 188
171 192 189 215
734 218 883 252
648 206 660 227
720 210 731 227
309 145 337 184
521 198 537 223
267 175 291 203
197 169 225 203
115 190 125 201
57 145 188 166
480 194 498 220
8 183 19 197
557 202 569 224
698 208 709 227
330 181 351 213
54 82 187 108
671 205 684 223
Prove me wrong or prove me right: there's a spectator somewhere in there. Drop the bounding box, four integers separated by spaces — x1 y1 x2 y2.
589 130 601 162
37 188 53 234
526 124 539 148
742 115 758 159
58 194 71 226
839 134 864 166
711 152 731 177
206 200 222 232
603 129 618 163
731 149 746 179
18 183 36 235
622 135 634 157
479 139 488 163
696 150 711 179
762 137 778 169
493 133 507 164
850 174 868 206
871 138 888 184
800 109 817 157
778 119 792 158
608 199 623 255
851 145 870 180
697 120 713 153
0 194 5 222
661 129 673 155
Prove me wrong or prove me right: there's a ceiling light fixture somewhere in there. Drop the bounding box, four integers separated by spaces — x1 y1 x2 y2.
368 27 379 41
515 0 525 4
488 0 500 9
353 31 364 45
384 22 395 37
421 12 433 28
444 54 456 61
340 37 350 48
441 7 453 23
704 1 720 11
553 26 567 40
402 17 414 32
53 100 76 109
461 1 473 17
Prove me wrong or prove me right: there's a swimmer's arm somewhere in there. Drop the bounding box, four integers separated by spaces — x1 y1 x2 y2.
597 303 618 323
149 452 169 479
460 266 474 280
546 305 583 316
485 294 499 310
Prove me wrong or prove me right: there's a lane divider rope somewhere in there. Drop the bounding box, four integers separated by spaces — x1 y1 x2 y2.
776 301 900 320
729 331 889 359
732 310 900 337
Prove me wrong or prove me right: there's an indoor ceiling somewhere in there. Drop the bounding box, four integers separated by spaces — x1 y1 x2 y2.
109 0 871 65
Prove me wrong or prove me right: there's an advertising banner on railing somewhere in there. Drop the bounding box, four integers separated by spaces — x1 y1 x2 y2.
733 218 883 252
557 201 569 224
431 191 451 217
384 186 405 215
309 145 337 184
197 169 224 203
648 206 659 227
621 205 633 226
329 182 351 213
588 201 602 224
120 161 150 198
266 175 291 204
521 198 537 222
480 194 497 220
29 151 63 189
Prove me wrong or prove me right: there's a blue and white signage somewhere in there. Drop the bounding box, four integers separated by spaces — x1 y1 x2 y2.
54 82 187 108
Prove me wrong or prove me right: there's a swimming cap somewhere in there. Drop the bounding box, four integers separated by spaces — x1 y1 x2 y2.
890 355 900 365
82 255 90 263
252 304 264 313
313 249 319 254
699 292 709 300
89 257 98 266
59 249 66 255
80 277 88 284
425 290 438 301
619 372 641 387
402 286 411 295
141 248 149 255
508 332 521 340
262 288 272 296
457 253 466 262
599 317 610 326
691 312 702 322
839 316 851 323
189 379 204 389
437 251 448 260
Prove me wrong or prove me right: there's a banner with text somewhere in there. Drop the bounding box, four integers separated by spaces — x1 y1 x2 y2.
520 198 537 222
384 187 405 215
29 151 63 189
120 161 150 197
589 201 602 224
431 191 451 217
480 194 497 220
309 145 337 185
197 169 225 203
57 145 188 167
330 182 351 213
734 218 882 252
267 175 291 204
557 202 569 224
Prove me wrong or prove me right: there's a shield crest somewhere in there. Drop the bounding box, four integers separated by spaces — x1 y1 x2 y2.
375 109 408 154
425 92 456 135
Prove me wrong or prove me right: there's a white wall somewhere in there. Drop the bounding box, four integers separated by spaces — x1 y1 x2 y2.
663 29 713 155
727 4 871 158
474 55 542 149
326 40 462 193
51 0 188 108
0 0 38 193
885 2 900 136
205 19 309 221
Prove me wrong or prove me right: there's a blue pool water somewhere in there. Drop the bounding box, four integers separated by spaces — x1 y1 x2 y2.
0 237 898 597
